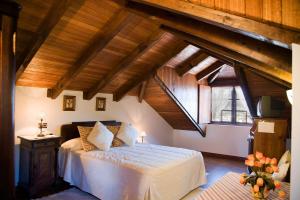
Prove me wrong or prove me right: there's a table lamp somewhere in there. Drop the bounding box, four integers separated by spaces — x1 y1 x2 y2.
37 113 47 137
140 131 147 143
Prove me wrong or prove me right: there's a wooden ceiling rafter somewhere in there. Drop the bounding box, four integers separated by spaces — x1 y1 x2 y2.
83 29 164 100
196 60 224 81
47 10 135 99
176 51 209 77
16 0 72 81
122 1 292 74
138 79 149 103
162 26 292 88
126 0 300 48
207 66 224 84
113 43 187 102
234 64 257 117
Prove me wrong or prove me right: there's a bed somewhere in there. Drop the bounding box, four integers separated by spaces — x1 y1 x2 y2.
58 121 206 200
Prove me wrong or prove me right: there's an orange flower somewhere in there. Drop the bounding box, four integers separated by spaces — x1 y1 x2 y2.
259 157 266 164
265 157 271 164
265 166 274 173
245 159 254 167
253 185 260 193
274 180 281 189
247 154 255 161
256 178 264 186
240 176 246 184
271 158 278 165
254 161 262 168
278 190 285 198
256 151 264 159
272 165 279 173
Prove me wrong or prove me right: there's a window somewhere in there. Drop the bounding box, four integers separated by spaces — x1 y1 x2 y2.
212 86 252 124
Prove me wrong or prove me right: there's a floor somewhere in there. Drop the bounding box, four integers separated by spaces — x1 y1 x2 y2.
16 155 246 200
202 155 246 188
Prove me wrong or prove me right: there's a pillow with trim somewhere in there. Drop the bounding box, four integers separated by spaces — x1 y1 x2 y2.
87 121 113 151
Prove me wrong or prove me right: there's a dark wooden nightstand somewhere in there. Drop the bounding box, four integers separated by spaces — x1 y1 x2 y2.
18 135 61 197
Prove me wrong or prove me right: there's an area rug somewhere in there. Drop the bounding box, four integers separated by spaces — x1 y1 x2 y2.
34 188 99 200
34 187 203 200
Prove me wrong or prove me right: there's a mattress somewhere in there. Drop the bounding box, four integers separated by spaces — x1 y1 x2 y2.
59 143 206 200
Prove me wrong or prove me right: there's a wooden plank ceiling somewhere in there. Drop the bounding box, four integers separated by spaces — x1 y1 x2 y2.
15 0 296 131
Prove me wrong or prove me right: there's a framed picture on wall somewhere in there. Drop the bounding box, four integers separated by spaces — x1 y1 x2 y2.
63 95 76 111
96 97 106 111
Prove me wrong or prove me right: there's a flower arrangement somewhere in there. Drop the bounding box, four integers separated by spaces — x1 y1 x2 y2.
240 151 286 199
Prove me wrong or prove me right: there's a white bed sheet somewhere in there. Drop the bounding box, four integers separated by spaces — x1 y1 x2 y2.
59 143 206 200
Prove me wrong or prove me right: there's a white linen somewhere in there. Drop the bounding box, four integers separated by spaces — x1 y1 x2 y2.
117 123 139 146
61 138 82 151
59 143 206 200
87 121 113 151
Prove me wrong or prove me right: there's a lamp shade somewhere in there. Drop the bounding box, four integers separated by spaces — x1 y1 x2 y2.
140 131 147 137
286 89 293 105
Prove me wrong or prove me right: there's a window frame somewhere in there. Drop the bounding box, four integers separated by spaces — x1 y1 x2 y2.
210 86 253 126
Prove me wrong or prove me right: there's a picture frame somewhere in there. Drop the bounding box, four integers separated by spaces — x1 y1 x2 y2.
63 95 76 111
96 97 106 111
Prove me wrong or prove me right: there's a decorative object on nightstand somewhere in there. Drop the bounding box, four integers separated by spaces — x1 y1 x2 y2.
63 95 76 111
140 131 147 143
96 97 106 111
18 135 61 197
37 113 47 137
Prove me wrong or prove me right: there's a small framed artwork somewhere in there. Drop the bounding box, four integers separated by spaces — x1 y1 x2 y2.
63 95 76 111
96 97 106 111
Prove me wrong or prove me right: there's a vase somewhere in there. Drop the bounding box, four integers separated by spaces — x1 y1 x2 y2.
251 187 270 200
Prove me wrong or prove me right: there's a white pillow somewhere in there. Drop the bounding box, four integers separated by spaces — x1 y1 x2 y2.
87 121 113 151
273 163 290 181
117 123 139 146
278 150 291 166
273 150 291 181
61 138 82 151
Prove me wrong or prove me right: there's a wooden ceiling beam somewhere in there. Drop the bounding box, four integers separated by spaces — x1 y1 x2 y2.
176 51 209 77
128 0 300 48
234 64 257 117
47 10 134 99
123 2 292 73
16 0 72 81
83 29 163 100
138 80 148 103
196 61 224 81
163 26 292 88
113 43 186 102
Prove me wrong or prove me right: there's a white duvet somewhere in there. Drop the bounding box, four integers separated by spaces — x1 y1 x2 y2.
59 143 206 200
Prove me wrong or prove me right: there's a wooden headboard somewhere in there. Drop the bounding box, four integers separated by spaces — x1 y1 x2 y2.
60 121 121 144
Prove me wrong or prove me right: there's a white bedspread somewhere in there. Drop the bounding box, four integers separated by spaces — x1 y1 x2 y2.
59 143 206 200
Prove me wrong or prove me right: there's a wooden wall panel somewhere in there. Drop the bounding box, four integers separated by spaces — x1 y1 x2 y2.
229 0 245 15
282 0 300 29
183 0 300 29
245 0 263 20
215 0 229 11
157 67 199 121
144 77 196 130
199 85 211 123
263 0 282 24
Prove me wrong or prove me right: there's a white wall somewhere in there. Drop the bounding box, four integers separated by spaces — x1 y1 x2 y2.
173 124 251 157
291 44 300 200
14 86 173 184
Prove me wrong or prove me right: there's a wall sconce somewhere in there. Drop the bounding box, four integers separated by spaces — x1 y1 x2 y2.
286 89 293 105
140 131 147 143
37 113 47 137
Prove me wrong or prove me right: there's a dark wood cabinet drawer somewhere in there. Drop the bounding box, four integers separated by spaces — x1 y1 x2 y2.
33 140 56 148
